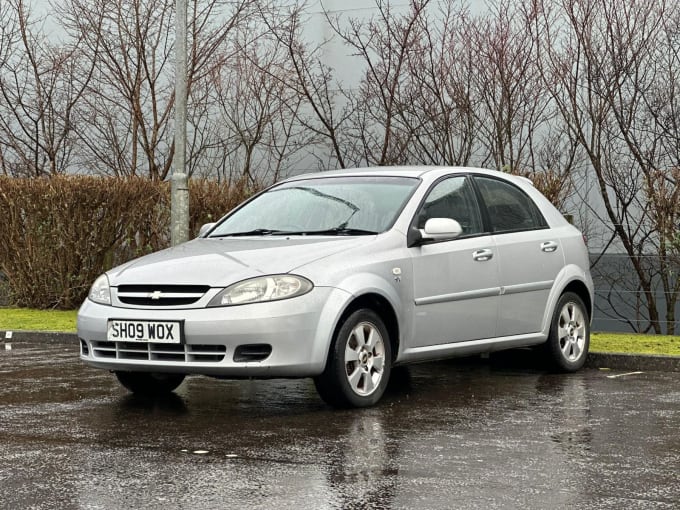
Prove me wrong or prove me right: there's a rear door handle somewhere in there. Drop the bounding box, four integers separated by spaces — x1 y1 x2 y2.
473 249 493 261
541 241 559 253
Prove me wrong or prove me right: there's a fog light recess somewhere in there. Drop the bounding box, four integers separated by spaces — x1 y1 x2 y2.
233 344 272 363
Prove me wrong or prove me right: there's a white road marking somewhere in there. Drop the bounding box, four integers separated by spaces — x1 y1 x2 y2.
606 371 644 379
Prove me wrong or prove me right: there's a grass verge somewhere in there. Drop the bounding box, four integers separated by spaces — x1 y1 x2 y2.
590 332 680 356
0 308 77 332
0 308 679 356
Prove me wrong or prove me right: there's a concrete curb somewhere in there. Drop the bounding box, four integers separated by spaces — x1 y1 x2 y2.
585 352 680 373
2 330 78 344
2 330 679 373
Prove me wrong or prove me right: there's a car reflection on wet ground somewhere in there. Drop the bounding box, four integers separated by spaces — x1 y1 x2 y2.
1 339 678 509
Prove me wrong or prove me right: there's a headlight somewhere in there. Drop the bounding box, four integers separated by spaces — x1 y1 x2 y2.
208 275 313 307
88 274 111 305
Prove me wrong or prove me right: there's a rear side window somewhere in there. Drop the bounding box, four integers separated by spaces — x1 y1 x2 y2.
474 176 547 233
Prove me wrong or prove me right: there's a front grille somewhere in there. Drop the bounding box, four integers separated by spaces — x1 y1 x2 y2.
116 285 209 306
91 341 226 363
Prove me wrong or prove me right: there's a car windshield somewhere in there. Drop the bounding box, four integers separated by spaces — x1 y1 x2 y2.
209 176 419 237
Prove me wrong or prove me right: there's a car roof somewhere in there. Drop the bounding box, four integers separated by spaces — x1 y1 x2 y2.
282 166 533 185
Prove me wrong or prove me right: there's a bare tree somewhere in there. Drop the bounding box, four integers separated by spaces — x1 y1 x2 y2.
467 0 543 172
0 2 18 176
259 2 356 170
461 0 577 208
0 0 95 177
388 2 477 165
0 2 16 74
644 169 680 334
325 0 431 166
536 0 679 333
203 23 310 186
58 0 253 180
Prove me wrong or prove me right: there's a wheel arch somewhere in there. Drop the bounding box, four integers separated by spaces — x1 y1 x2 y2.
542 264 594 335
561 280 593 323
330 292 400 364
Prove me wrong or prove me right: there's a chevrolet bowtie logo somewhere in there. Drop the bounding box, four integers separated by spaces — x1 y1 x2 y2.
149 290 163 300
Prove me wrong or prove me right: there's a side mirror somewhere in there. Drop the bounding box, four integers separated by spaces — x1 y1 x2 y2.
198 222 216 238
406 218 463 247
421 218 463 241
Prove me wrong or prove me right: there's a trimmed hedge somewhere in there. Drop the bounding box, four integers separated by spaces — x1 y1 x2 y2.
0 176 255 309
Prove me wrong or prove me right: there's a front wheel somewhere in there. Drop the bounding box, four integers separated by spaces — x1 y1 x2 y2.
543 292 590 372
314 309 392 408
115 371 185 396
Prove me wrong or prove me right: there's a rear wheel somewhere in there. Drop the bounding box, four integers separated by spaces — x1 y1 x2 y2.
115 371 185 396
314 309 392 408
544 292 590 371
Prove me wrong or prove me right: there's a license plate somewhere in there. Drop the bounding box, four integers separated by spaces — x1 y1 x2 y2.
107 319 183 343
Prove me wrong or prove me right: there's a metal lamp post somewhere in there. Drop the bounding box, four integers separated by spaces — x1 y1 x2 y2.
172 0 190 246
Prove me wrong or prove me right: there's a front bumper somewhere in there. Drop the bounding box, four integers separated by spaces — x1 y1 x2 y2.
77 286 350 378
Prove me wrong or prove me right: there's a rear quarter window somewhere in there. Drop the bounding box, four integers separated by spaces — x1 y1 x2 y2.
474 176 548 233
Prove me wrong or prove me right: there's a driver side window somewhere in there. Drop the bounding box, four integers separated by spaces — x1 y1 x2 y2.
415 176 482 235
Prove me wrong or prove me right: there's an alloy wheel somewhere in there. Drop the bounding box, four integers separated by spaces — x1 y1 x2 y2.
557 301 586 362
344 321 386 396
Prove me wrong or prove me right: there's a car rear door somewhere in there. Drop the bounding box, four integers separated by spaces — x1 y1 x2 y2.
474 176 565 336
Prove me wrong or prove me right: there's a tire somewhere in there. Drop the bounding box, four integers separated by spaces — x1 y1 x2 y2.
314 309 392 408
543 292 590 372
115 371 185 396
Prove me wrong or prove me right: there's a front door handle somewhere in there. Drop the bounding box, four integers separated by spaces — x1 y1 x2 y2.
541 241 559 252
473 249 493 261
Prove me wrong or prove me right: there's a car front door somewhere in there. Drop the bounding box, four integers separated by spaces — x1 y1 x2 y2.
474 176 565 336
410 175 500 347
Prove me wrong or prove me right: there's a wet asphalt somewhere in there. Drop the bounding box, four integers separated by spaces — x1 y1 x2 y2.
0 340 678 510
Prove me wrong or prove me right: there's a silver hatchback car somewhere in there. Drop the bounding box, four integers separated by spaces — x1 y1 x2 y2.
78 167 593 407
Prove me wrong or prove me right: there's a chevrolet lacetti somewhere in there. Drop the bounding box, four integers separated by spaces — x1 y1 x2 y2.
78 167 594 408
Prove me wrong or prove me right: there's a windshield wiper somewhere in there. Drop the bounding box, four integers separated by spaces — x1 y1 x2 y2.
211 226 379 238
283 227 379 236
210 229 289 237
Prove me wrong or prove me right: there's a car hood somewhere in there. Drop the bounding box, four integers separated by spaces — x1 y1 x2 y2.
108 236 373 287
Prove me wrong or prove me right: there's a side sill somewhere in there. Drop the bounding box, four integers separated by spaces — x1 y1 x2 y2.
398 333 547 364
